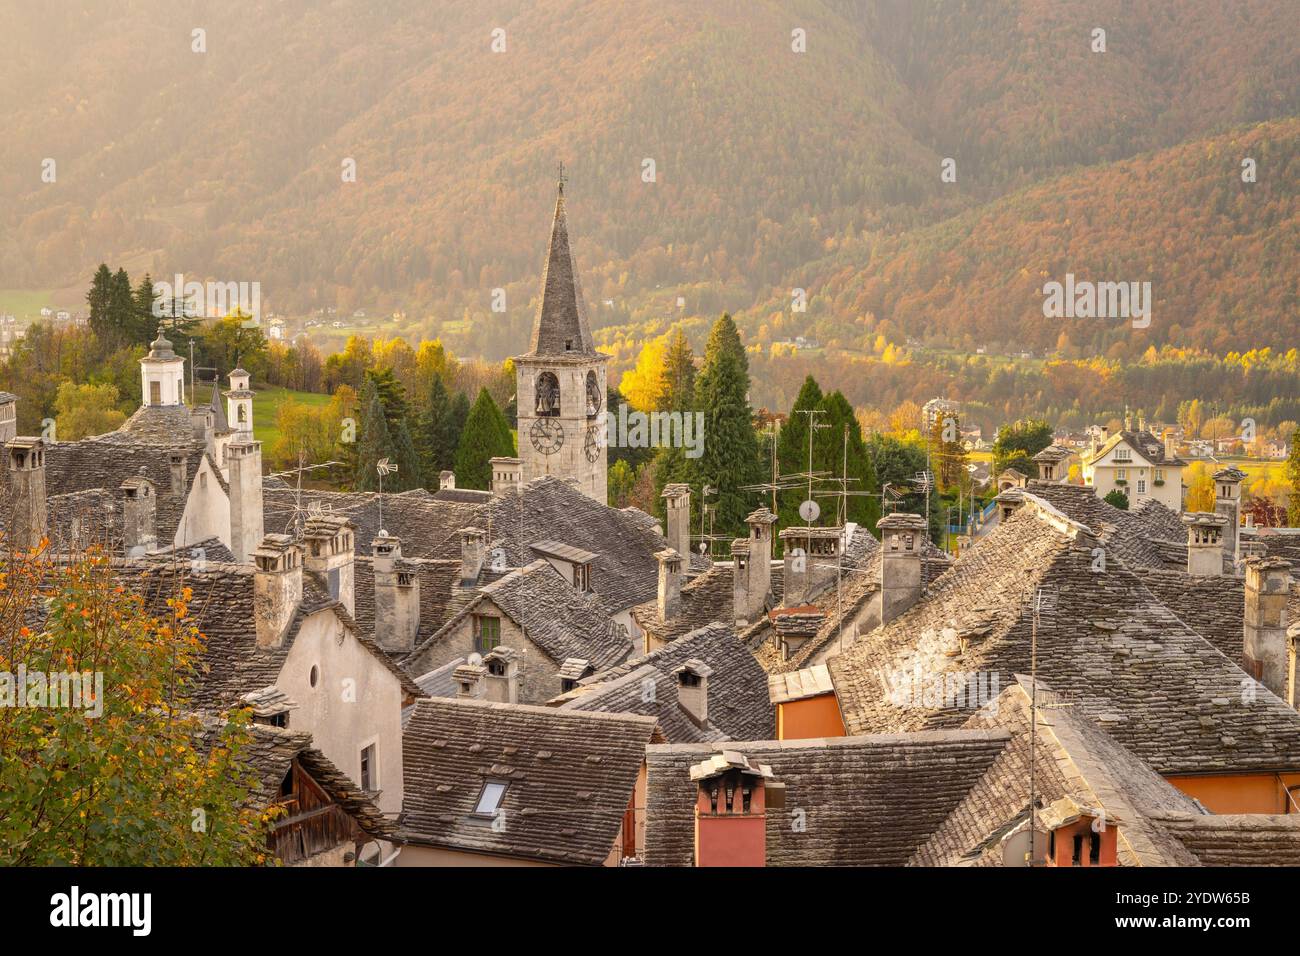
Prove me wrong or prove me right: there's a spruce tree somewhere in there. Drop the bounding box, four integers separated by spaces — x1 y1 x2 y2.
416 374 454 487
107 268 137 347
353 379 394 492
452 388 516 490
86 264 113 343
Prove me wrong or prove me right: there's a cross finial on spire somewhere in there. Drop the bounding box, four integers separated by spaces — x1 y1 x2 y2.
557 160 567 194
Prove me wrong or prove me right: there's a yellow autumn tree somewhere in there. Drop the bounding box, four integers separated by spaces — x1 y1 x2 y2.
618 333 670 412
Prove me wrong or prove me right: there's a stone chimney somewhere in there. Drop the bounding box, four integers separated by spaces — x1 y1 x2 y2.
780 527 842 606
878 513 927 625
453 661 488 700
459 527 487 586
439 470 456 491
690 751 782 867
483 647 521 704
674 658 713 727
119 476 157 558
1164 431 1177 463
253 534 303 649
1244 557 1293 704
372 534 420 653
661 483 692 563
490 457 523 495
6 437 47 552
732 507 776 625
1182 512 1227 577
302 514 355 615
168 451 188 497
1213 467 1246 566
189 404 212 442
656 548 684 621
226 439 264 565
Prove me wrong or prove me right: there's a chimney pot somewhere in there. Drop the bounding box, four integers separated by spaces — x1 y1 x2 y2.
6 437 47 551
253 534 303 648
656 548 684 621
1244 557 1293 703
490 457 523 496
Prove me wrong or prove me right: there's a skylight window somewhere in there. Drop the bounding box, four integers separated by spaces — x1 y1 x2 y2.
473 781 508 818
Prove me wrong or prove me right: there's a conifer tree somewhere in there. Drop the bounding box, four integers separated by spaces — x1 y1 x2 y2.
452 388 515 490
683 315 763 544
416 374 455 487
86 264 113 343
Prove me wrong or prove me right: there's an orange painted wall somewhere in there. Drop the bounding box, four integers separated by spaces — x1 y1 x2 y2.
1165 772 1300 814
776 694 846 740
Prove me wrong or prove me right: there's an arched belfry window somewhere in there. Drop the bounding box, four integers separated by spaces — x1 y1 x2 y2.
535 372 560 417
585 371 601 420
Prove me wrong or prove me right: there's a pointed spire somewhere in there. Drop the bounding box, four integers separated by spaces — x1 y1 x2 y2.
209 379 229 432
525 174 596 357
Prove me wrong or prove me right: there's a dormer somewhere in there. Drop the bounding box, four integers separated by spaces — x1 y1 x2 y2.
673 658 713 726
530 540 597 593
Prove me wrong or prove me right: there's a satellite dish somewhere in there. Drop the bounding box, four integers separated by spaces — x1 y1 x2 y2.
799 499 820 523
1002 829 1048 867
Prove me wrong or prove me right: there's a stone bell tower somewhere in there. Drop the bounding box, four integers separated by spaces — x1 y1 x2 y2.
514 172 609 504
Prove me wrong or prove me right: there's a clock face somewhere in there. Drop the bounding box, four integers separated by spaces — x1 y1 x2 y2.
530 417 565 455
584 424 603 462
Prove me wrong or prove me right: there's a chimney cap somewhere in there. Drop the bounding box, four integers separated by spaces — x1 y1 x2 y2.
459 526 488 541
118 475 156 496
877 513 927 532
689 750 775 783
254 533 298 555
1181 511 1228 529
745 506 778 525
661 483 691 499
655 547 683 566
489 456 523 467
1212 466 1248 483
674 658 714 681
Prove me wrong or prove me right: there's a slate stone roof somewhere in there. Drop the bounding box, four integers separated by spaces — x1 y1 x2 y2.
550 622 774 742
752 541 950 675
1107 499 1191 571
400 698 657 865
632 562 778 642
912 678 1203 867
1088 428 1186 467
265 476 666 615
212 722 394 837
197 723 390 842
1015 480 1124 534
405 559 631 673
351 556 466 649
644 730 1011 866
828 506 1300 776
1149 813 1300 866
109 559 422 709
104 403 199 446
1132 568 1246 660
521 182 598 358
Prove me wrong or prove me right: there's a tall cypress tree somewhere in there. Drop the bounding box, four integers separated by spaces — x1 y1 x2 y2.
452 388 515 490
684 315 763 544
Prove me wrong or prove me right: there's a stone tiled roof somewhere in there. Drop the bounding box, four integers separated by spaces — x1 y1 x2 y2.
1088 428 1186 467
751 541 950 675
1132 568 1245 660
1107 499 1191 570
213 722 394 837
521 183 598 358
1149 813 1300 866
1015 480 1124 534
400 698 657 865
104 403 199 445
912 678 1203 867
550 622 774 742
110 560 423 709
828 506 1300 776
266 477 666 615
644 730 1011 866
350 556 466 649
632 562 769 642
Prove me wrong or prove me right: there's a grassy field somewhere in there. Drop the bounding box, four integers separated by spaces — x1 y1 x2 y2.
251 386 332 448
0 290 55 317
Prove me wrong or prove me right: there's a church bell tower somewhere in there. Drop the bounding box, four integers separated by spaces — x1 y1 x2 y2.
515 172 609 504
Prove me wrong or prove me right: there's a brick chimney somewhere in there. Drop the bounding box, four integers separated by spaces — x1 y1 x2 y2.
1244 557 1293 703
1182 512 1227 577
483 647 520 704
1213 467 1246 566
439 470 456 491
1040 797 1118 867
459 527 487 586
877 513 927 625
6 437 47 551
372 534 420 653
674 658 713 726
661 483 692 563
733 507 776 625
302 514 355 615
253 534 303 649
226 439 264 565
656 548 684 621
453 661 488 699
690 751 782 867
119 476 157 558
490 457 523 495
